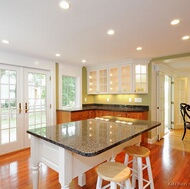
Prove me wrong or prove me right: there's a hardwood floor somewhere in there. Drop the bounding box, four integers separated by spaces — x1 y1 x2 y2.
0 129 190 189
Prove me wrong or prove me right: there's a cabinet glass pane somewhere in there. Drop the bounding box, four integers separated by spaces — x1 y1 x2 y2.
89 71 97 93
121 65 131 93
110 67 119 93
99 69 107 93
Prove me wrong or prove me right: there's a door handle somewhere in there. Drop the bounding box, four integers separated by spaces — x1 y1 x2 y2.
25 103 29 113
18 103 22 114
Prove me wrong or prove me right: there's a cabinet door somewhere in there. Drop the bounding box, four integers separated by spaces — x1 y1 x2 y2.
99 69 108 93
121 64 132 93
134 64 148 93
95 110 103 117
88 70 98 94
71 111 89 121
88 110 95 118
109 67 119 93
126 112 148 120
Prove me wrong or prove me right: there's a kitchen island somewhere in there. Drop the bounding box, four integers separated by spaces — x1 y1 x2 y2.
27 116 160 189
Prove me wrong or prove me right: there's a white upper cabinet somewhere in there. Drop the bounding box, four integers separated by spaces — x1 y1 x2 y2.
88 68 108 94
87 62 148 94
133 64 148 93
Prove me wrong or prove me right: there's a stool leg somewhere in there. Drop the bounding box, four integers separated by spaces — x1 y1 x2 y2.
146 156 154 189
125 178 131 189
137 157 143 189
110 182 117 189
96 176 102 189
124 153 129 165
131 157 137 188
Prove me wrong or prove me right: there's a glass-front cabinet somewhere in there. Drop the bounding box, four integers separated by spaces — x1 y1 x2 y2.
133 64 148 93
87 62 148 94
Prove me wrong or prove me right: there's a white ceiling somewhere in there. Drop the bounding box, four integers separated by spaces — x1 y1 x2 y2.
0 0 190 68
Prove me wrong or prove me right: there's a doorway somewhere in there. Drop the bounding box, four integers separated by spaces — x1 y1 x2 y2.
0 64 51 155
157 71 172 140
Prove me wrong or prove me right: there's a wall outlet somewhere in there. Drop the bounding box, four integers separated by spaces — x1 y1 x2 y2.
107 98 110 102
134 98 142 103
84 98 87 102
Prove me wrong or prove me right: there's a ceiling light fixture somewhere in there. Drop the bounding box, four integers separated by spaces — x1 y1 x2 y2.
82 59 86 63
107 30 115 35
60 1 70 9
171 19 180 25
136 47 142 51
182 36 190 40
2 40 9 44
55 53 61 57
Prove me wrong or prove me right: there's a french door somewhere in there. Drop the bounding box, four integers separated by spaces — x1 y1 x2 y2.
0 64 51 155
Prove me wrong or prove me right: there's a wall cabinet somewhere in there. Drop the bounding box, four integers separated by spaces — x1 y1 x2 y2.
87 62 148 94
133 64 148 93
88 68 108 94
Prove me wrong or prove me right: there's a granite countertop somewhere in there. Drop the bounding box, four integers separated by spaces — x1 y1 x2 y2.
27 116 160 157
57 104 149 112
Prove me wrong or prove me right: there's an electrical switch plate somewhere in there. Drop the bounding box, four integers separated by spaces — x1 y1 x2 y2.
129 98 132 102
134 98 142 102
107 98 110 102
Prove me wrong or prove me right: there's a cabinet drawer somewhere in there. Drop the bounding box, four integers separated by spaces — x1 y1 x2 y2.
113 111 126 117
71 111 88 121
102 111 114 116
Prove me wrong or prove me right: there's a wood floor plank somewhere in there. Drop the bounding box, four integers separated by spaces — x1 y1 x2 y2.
0 129 190 189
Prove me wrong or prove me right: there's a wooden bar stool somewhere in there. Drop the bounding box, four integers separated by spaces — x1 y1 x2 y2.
124 146 154 189
96 162 131 189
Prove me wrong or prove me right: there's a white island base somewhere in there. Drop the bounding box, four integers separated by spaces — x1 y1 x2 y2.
31 135 141 189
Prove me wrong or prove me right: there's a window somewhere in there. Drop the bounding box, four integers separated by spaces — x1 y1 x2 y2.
62 76 76 108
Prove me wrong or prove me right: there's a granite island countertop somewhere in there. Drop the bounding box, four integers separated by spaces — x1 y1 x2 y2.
27 116 160 157
57 103 149 112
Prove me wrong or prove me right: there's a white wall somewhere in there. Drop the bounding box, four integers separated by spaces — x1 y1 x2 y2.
0 51 56 124
58 63 82 108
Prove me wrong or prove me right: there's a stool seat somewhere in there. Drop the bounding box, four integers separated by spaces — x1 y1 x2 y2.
97 162 131 182
96 162 131 189
124 146 150 157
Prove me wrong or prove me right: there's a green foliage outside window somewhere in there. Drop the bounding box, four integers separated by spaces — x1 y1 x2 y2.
62 76 76 107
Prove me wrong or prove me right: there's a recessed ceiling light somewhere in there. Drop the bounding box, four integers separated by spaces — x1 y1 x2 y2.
171 19 180 25
136 47 142 51
55 53 61 57
60 1 70 9
182 36 190 40
107 30 115 35
82 59 86 63
2 40 9 44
